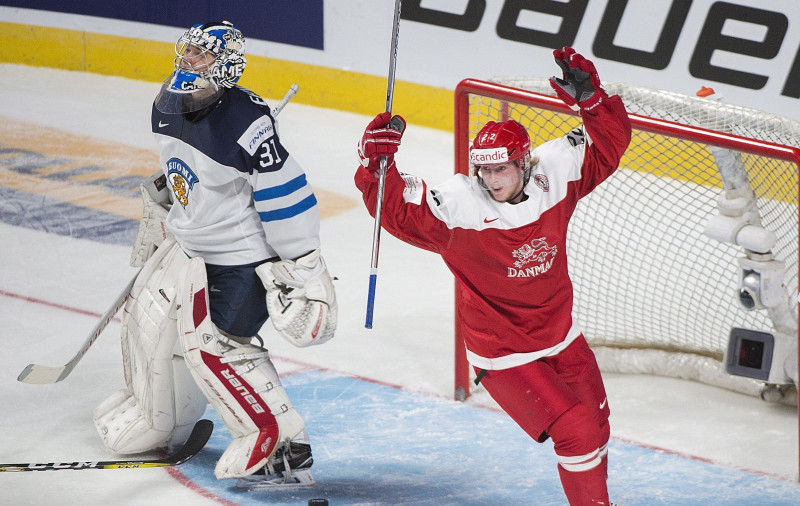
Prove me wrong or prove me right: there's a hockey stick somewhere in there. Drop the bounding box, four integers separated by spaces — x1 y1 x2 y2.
0 419 213 472
16 85 302 385
365 0 403 329
17 268 141 385
272 83 300 117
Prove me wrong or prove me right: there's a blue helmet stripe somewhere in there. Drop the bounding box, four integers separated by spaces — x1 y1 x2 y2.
254 174 308 201
258 194 317 222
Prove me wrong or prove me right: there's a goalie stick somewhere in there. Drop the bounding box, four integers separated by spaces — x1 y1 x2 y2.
272 83 299 117
0 419 213 472
17 268 141 385
17 84 301 385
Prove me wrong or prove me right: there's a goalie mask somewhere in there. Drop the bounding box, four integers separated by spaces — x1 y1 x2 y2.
470 120 533 194
155 21 246 114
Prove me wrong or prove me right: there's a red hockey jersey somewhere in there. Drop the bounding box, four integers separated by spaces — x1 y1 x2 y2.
355 96 631 370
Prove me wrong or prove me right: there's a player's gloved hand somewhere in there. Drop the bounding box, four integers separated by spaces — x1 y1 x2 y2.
358 112 406 175
549 47 608 112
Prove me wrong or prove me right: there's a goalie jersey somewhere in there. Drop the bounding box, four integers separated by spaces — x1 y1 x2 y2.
355 96 631 370
152 86 320 265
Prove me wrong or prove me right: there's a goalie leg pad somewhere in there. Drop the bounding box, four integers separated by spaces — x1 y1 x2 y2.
179 257 307 479
94 238 206 454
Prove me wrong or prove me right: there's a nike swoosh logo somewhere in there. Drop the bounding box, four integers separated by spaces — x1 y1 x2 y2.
158 121 169 128
483 217 499 223
599 397 608 410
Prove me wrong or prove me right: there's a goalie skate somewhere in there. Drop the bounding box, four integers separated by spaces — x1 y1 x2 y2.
235 442 315 490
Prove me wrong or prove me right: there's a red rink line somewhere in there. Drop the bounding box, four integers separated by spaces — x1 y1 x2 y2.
0 288 121 322
165 466 240 506
2 286 794 491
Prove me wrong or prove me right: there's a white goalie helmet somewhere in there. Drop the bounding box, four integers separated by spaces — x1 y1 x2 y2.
155 21 246 114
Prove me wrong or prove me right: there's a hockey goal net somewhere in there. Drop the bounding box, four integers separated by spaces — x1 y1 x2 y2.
453 78 800 404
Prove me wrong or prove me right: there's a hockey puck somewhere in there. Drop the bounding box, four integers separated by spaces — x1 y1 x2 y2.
308 500 329 506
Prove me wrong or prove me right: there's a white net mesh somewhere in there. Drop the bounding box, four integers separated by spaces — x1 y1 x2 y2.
492 78 800 148
461 78 799 400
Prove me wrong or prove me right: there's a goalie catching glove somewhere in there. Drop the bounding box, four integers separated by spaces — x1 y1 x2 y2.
256 249 337 347
549 47 608 112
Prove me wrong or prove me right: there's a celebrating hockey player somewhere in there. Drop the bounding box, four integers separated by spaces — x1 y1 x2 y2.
354 47 630 504
93 21 337 488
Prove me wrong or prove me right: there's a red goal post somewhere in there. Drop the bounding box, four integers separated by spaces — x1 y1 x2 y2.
453 79 800 415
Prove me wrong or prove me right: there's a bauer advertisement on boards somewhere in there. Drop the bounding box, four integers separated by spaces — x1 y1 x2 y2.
1 0 798 120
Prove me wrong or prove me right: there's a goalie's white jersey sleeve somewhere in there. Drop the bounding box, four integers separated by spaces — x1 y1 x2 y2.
152 85 320 265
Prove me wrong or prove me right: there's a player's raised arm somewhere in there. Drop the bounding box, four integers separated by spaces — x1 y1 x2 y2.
549 47 631 193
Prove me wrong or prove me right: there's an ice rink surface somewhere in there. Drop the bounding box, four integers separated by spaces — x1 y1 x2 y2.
1 64 798 505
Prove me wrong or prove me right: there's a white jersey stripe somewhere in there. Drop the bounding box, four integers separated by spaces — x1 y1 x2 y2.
464 319 582 370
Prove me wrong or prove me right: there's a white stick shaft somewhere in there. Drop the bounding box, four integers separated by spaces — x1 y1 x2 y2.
17 269 141 384
382 1 402 113
272 83 300 117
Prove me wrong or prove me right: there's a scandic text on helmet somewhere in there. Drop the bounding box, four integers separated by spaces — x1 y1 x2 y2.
470 147 509 164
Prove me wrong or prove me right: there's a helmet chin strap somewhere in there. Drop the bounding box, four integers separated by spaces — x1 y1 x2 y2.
505 186 527 204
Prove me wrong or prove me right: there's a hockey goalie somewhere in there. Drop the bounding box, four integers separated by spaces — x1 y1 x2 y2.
92 21 337 488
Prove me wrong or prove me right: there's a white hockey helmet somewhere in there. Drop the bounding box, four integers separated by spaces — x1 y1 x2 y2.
155 21 246 114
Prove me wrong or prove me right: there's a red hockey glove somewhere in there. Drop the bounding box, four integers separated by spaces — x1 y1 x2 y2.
549 47 608 112
358 112 406 174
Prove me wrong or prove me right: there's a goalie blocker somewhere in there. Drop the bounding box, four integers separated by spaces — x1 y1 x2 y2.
130 171 172 268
